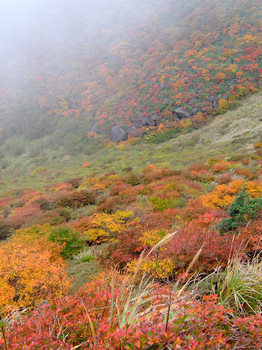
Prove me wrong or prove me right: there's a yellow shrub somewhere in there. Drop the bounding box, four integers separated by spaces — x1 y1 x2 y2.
218 99 229 110
128 258 175 279
86 210 133 243
141 230 166 247
0 226 69 312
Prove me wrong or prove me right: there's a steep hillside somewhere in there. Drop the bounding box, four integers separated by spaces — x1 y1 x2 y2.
1 0 262 161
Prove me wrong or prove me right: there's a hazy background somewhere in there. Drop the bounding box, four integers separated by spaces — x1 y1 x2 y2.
0 0 171 63
0 0 173 113
0 0 176 146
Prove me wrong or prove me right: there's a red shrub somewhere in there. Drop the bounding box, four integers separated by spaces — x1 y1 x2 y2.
7 204 43 229
162 224 241 273
4 278 262 349
234 167 254 179
216 172 232 184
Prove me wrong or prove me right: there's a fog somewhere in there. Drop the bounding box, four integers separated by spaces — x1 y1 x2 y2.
0 0 172 97
0 0 169 61
0 0 177 140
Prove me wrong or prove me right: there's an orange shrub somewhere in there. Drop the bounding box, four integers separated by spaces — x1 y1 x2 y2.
0 225 70 311
216 172 233 184
234 167 254 179
202 179 262 209
213 161 231 172
81 161 90 168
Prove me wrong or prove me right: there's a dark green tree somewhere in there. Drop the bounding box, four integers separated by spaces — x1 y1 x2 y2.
218 190 262 235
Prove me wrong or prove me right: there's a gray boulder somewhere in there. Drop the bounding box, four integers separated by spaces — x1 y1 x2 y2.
126 126 136 133
192 108 198 115
208 95 216 103
227 79 237 87
174 107 190 120
141 115 159 127
208 95 218 108
217 94 227 100
110 125 128 142
141 117 150 126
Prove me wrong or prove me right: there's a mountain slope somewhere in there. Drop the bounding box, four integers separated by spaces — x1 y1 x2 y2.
0 0 262 156
0 90 261 192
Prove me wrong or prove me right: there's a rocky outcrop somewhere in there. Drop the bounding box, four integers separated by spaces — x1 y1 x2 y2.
110 125 128 142
191 107 198 115
140 115 159 127
126 126 136 133
208 94 228 108
208 96 218 108
174 107 190 120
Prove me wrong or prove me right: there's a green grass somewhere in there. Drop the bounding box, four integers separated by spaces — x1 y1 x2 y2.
67 244 108 289
68 259 100 290
74 248 95 263
216 258 262 315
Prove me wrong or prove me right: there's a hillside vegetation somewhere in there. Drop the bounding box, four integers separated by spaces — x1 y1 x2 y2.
1 0 262 156
0 90 261 192
0 0 262 348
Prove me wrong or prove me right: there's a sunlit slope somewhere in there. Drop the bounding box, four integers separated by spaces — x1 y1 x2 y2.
0 91 261 193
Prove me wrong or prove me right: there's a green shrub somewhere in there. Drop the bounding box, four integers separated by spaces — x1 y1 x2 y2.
0 221 13 240
218 191 262 235
0 159 9 169
48 226 85 259
148 197 184 212
66 177 83 189
125 173 141 186
145 128 180 144
32 197 52 211
216 258 262 315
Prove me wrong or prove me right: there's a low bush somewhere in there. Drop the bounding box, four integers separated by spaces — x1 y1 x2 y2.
4 275 262 349
218 190 262 235
0 220 13 240
55 190 96 209
48 226 85 259
66 177 83 188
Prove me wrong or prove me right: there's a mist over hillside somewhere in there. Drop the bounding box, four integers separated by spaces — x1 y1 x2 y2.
0 0 262 163
0 2 262 347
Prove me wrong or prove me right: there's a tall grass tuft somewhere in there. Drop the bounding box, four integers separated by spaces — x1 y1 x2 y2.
108 231 203 329
74 248 95 263
212 256 262 315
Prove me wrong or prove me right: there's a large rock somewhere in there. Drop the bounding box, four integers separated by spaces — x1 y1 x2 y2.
110 125 128 142
217 94 227 100
208 96 218 108
126 126 136 134
192 107 198 115
174 107 190 120
227 79 237 87
141 117 150 126
141 115 159 127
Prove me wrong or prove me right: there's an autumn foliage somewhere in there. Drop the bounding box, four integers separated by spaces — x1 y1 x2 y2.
0 225 70 312
0 0 262 344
